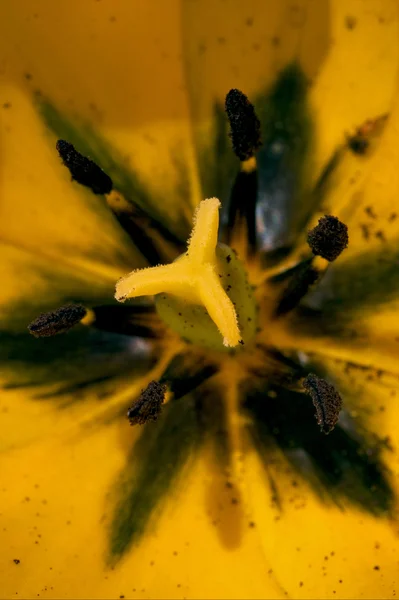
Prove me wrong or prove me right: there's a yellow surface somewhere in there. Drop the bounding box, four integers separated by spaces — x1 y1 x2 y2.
1 1 399 599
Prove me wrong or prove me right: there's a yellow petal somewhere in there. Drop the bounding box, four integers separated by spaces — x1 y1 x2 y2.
0 85 139 284
0 427 286 600
247 449 399 599
182 0 331 121
2 1 399 599
310 0 399 178
0 0 199 282
277 72 399 376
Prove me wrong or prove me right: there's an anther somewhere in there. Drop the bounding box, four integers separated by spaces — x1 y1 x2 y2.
303 373 343 434
28 304 87 338
225 89 262 161
127 380 167 426
224 89 261 252
56 140 113 195
307 215 348 262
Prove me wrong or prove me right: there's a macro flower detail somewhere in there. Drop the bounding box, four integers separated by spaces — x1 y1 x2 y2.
2 3 399 596
302 373 343 435
28 303 87 338
127 380 166 426
15 63 393 567
307 215 349 262
115 197 244 348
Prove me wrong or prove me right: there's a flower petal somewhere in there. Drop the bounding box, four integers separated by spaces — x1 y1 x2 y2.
0 244 157 449
183 0 399 260
182 0 329 249
37 98 191 247
243 379 393 515
0 424 286 599
245 446 399 599
282 77 399 375
108 394 204 563
242 347 399 598
0 0 198 266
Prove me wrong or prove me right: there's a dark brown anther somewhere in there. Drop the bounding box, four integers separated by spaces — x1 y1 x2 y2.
225 89 262 161
307 215 348 262
28 304 87 338
56 140 113 195
303 373 343 434
127 380 167 426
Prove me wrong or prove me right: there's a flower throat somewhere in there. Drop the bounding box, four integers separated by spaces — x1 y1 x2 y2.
28 81 348 435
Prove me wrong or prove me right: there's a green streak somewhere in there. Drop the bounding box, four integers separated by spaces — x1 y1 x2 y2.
36 97 190 241
243 376 393 516
294 236 399 337
108 394 204 563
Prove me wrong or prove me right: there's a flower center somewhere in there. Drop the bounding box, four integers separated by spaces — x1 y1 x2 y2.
26 75 350 437
155 242 257 351
115 197 258 351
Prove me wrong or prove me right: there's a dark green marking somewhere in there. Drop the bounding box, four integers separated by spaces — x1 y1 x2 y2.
160 353 218 400
195 387 230 467
225 168 258 251
292 236 399 337
274 258 319 317
243 378 393 515
91 304 161 339
0 266 155 400
255 63 312 255
195 101 238 237
108 394 204 563
36 97 190 245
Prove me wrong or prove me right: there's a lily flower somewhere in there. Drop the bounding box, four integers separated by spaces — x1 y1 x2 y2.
1 1 399 598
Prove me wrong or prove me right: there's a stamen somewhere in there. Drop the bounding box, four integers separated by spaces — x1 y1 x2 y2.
28 304 86 338
56 140 113 195
225 89 262 161
89 304 162 339
127 380 166 426
160 353 218 400
273 215 349 316
106 192 183 266
303 373 343 434
115 198 242 348
274 259 319 317
225 90 261 252
307 215 348 262
226 163 258 251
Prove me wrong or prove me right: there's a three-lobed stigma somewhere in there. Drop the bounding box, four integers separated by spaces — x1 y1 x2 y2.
115 198 257 349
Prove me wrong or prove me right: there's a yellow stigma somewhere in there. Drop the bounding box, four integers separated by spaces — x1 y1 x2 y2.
115 198 242 347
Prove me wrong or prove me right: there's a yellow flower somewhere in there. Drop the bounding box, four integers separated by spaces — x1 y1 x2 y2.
1 1 399 599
